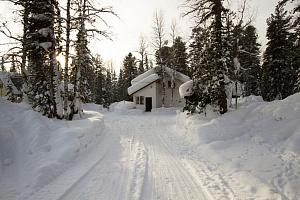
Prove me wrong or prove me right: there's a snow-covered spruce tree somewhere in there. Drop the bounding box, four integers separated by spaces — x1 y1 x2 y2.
26 0 62 118
262 4 293 101
111 70 119 103
122 52 137 101
184 0 228 114
117 69 127 101
239 25 261 96
93 54 105 105
172 37 189 76
103 69 113 109
280 0 300 93
186 27 212 114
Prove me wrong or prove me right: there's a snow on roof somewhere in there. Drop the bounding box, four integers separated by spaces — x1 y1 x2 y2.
131 68 157 85
179 80 193 98
128 74 159 95
164 67 191 83
129 66 191 95
0 71 22 95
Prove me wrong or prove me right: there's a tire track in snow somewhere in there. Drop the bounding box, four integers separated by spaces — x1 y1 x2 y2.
139 114 209 199
57 132 118 200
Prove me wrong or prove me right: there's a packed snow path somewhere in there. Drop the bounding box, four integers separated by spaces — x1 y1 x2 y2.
2 96 299 199
28 111 232 200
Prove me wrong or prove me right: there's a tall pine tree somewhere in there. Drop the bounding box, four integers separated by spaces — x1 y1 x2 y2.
122 52 137 101
184 0 228 114
26 0 62 118
262 4 293 101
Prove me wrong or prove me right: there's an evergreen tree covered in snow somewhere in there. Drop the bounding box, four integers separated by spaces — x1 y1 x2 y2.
186 27 212 113
103 69 113 108
117 69 127 101
111 70 118 103
280 0 300 92
262 4 294 101
172 37 189 76
184 0 228 114
26 0 62 118
155 46 172 66
122 52 137 101
93 54 105 105
239 25 261 96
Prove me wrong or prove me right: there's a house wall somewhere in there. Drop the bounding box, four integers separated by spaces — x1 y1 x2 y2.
163 75 185 108
0 79 7 97
133 81 160 111
132 76 186 111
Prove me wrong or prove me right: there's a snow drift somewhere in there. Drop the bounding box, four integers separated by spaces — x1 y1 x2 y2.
176 93 300 199
0 98 104 196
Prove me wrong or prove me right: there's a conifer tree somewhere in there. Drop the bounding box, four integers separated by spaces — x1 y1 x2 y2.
280 0 300 92
184 0 228 114
93 54 105 105
26 0 62 118
239 25 261 96
262 4 293 101
172 37 188 75
117 69 126 101
103 69 112 108
122 52 137 101
111 70 118 103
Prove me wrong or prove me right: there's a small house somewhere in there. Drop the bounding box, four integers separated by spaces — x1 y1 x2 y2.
0 71 22 102
128 66 191 111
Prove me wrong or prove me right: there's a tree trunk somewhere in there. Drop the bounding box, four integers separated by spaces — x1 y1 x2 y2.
215 0 227 114
64 0 71 120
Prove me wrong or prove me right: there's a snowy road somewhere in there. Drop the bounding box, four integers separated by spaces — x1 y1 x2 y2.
29 111 223 200
2 96 300 199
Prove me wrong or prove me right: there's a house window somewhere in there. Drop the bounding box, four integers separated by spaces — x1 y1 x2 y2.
140 96 144 105
135 96 145 105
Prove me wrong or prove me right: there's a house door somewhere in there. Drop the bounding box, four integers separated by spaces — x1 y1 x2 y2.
145 97 152 112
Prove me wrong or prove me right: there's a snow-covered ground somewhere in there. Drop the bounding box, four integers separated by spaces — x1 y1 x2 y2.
0 94 299 199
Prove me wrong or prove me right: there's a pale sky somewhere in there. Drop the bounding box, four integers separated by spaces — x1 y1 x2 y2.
0 0 296 72
93 0 295 72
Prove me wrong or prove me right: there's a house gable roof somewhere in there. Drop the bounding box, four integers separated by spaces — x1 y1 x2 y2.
0 71 22 95
128 74 159 95
128 66 191 95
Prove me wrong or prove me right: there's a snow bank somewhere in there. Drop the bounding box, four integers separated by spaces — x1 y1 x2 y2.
176 93 300 199
179 80 193 98
109 101 135 114
0 98 104 191
152 107 183 115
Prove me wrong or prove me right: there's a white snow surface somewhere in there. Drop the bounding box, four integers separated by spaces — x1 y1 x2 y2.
131 68 156 85
179 80 193 98
0 94 300 199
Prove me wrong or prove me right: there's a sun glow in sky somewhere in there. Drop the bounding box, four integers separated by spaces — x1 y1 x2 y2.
56 53 66 69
